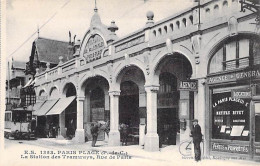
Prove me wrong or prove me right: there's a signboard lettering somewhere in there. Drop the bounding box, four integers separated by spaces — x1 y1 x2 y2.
207 68 260 84
178 80 198 91
231 88 251 99
212 143 249 154
83 34 105 63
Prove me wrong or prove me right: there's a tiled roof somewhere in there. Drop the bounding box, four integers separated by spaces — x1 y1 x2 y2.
35 37 69 64
12 60 26 69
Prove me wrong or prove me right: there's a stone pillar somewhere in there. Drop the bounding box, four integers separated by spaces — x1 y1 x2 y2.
179 91 191 143
74 96 85 143
59 111 66 138
194 78 206 156
144 85 159 151
108 91 120 146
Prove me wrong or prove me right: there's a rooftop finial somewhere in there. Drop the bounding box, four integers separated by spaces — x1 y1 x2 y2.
94 0 98 12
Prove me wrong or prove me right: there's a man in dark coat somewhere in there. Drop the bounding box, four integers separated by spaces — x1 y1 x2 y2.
190 119 202 162
119 123 128 146
91 123 99 147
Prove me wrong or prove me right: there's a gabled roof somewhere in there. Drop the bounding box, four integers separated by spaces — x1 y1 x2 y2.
35 37 69 64
12 60 26 70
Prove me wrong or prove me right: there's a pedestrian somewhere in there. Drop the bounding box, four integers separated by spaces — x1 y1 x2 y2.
190 119 202 162
91 122 99 147
119 123 128 146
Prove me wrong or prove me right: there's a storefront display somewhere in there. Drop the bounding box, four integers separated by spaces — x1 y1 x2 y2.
212 90 250 141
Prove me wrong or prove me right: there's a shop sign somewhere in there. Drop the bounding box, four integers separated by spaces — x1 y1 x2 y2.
207 68 260 84
178 80 198 91
231 88 251 99
83 34 105 63
212 142 249 154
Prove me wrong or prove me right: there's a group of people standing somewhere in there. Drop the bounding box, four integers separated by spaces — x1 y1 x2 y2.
90 121 129 147
90 119 202 162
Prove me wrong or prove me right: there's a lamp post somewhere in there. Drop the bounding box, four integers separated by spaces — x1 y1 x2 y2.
239 0 260 25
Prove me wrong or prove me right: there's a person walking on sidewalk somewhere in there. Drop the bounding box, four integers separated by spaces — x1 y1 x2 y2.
190 119 202 162
91 122 99 147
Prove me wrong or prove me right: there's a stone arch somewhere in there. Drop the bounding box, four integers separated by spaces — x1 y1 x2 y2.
38 88 47 97
151 47 195 81
61 82 77 97
78 74 110 97
114 63 147 90
48 85 60 98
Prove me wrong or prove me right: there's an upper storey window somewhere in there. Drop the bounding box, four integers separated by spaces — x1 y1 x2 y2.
209 36 260 74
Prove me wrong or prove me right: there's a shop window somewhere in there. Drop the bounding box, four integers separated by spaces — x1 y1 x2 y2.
212 91 250 141
209 37 260 74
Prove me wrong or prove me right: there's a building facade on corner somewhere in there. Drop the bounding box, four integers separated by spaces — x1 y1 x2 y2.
32 0 260 160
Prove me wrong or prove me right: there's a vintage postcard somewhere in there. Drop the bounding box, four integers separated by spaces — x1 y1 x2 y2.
1 0 259 166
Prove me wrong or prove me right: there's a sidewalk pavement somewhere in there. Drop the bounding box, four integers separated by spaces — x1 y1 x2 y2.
22 138 259 166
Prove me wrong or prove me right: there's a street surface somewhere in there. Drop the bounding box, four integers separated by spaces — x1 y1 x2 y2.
1 138 259 166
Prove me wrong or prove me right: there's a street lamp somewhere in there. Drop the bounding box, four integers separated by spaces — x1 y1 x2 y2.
239 0 260 25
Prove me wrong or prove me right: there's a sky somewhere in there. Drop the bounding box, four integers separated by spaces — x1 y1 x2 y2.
6 0 194 62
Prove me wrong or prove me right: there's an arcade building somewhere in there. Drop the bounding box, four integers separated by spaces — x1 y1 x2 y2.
32 0 260 160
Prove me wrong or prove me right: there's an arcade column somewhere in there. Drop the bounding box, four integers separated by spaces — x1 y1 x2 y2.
108 91 120 146
74 96 85 143
179 91 191 142
144 85 159 151
194 78 207 155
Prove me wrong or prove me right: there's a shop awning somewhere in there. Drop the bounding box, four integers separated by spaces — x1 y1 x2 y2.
23 79 33 88
33 99 58 116
46 96 76 115
32 101 45 112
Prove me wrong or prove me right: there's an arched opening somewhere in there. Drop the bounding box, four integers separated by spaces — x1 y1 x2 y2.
119 80 140 129
117 66 146 146
170 23 173 31
189 15 193 25
82 76 109 142
155 53 193 148
158 28 162 35
164 26 168 34
176 21 180 29
158 72 179 146
182 18 187 27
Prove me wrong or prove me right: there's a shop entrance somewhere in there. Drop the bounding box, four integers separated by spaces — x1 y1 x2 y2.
119 81 139 145
157 72 180 147
90 87 105 140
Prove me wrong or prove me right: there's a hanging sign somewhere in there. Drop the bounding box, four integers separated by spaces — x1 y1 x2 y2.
178 80 198 91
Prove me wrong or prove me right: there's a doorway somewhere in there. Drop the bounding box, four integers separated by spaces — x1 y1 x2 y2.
119 81 140 145
157 72 180 147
